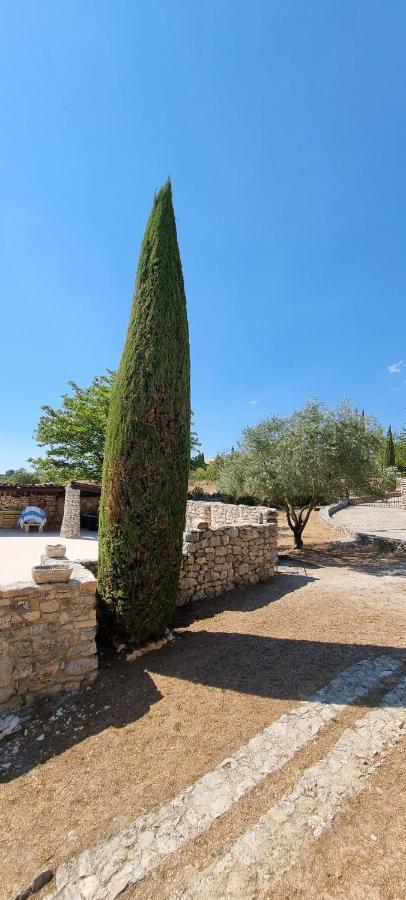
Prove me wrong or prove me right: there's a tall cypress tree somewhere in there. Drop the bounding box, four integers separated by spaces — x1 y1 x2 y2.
98 181 190 643
383 425 396 468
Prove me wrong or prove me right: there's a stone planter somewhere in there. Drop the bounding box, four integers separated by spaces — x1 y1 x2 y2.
45 543 66 559
32 564 73 585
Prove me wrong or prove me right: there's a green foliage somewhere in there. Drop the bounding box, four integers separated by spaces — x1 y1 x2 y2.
189 465 208 481
98 181 190 644
204 454 226 482
190 451 206 471
394 430 406 471
190 419 201 458
381 466 397 492
189 453 226 483
219 400 385 548
0 468 39 485
29 372 114 482
383 425 396 468
30 372 199 483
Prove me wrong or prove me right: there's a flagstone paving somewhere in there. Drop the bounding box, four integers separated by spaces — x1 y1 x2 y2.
48 658 401 899
175 677 406 899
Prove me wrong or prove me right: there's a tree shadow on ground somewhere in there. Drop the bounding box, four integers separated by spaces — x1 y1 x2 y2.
147 631 405 707
0 652 163 785
1 563 404 785
284 542 406 578
1 571 313 784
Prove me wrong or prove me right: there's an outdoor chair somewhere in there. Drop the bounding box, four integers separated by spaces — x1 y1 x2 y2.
18 506 47 533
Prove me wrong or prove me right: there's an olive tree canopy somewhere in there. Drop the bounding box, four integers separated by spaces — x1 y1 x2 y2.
219 400 388 548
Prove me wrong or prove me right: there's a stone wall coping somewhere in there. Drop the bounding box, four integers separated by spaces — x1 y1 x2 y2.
0 562 96 597
184 522 276 539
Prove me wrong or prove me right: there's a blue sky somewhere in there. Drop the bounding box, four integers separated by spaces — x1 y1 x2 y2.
1 0 405 470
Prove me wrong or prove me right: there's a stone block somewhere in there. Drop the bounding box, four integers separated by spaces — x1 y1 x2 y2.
40 600 60 613
71 616 97 629
0 657 13 688
64 657 98 677
0 686 16 706
22 609 41 622
0 612 12 631
12 659 34 681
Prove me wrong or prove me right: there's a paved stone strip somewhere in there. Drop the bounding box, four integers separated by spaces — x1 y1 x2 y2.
176 675 406 900
47 656 400 900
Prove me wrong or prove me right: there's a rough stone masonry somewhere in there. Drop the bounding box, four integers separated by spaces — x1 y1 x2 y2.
179 521 277 605
0 564 97 711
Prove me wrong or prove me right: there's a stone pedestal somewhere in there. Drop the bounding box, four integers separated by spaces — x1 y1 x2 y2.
60 485 81 538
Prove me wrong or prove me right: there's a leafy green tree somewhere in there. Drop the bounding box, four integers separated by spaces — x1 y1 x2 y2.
219 400 385 548
30 372 199 483
190 451 206 471
29 372 114 482
394 429 406 471
189 453 226 483
383 425 396 468
98 181 190 643
190 420 201 459
204 453 226 482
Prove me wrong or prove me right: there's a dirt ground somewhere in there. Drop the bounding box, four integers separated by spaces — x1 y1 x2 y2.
1 512 405 899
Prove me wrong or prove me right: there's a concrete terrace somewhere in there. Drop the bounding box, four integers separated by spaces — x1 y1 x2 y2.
332 504 406 544
0 530 98 588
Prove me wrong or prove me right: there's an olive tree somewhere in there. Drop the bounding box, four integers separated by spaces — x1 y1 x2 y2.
219 400 386 548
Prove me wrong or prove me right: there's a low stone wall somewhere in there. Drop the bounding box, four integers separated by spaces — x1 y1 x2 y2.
0 485 65 531
319 499 352 535
179 521 278 606
185 500 276 529
0 564 97 712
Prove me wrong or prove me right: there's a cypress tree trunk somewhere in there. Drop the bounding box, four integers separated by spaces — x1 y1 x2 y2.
98 181 190 644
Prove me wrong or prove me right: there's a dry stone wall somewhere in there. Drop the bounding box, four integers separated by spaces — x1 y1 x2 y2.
0 564 97 712
179 521 277 606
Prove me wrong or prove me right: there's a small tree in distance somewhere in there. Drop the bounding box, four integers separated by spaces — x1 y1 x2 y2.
219 400 386 549
383 425 396 468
